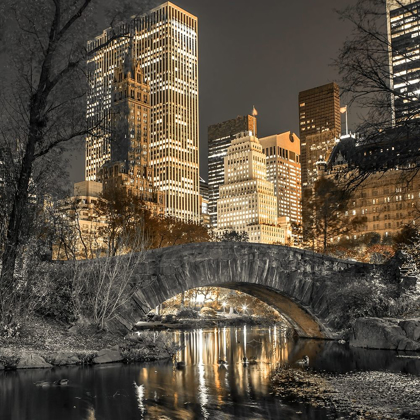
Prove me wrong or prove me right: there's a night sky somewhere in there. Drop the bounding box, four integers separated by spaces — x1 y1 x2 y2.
68 0 356 184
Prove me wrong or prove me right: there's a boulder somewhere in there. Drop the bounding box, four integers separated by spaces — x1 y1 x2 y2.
93 346 123 364
17 353 53 369
350 318 420 351
50 352 80 366
398 319 420 342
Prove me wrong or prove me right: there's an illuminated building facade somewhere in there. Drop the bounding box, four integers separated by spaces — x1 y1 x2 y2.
298 82 341 189
97 57 164 215
217 132 287 245
86 2 199 221
325 134 420 239
199 177 210 226
259 132 302 225
305 131 339 189
55 181 107 260
387 0 420 122
208 115 257 228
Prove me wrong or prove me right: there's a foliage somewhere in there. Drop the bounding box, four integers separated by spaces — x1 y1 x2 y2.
200 307 217 317
303 177 366 253
75 352 97 365
325 269 420 329
94 185 150 256
146 215 211 249
216 229 249 242
327 278 394 328
121 331 181 362
327 238 395 264
0 348 20 369
396 227 420 276
0 322 21 339
176 308 199 319
35 270 76 323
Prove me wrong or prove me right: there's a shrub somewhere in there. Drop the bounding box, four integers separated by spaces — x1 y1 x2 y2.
35 274 76 323
177 308 199 319
75 352 97 365
0 322 21 339
200 307 217 317
326 272 406 329
121 331 181 361
0 349 20 369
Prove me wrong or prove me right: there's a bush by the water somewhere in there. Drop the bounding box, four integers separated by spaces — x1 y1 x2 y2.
200 307 217 317
326 267 420 330
121 331 181 363
177 308 199 319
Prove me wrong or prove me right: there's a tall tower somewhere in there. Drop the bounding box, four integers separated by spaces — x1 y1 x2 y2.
259 132 302 225
387 0 420 123
97 55 164 214
86 2 199 222
208 115 257 227
298 82 341 190
217 132 287 245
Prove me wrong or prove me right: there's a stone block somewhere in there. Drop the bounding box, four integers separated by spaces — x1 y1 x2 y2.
50 352 80 366
93 347 123 364
398 319 420 342
350 318 420 351
17 353 53 369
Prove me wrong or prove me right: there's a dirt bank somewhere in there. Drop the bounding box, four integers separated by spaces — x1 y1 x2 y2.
272 365 420 419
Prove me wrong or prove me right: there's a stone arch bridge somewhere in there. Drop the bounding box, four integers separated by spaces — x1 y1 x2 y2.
111 242 401 339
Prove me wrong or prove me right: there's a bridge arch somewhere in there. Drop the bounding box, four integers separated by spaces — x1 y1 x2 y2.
114 242 393 338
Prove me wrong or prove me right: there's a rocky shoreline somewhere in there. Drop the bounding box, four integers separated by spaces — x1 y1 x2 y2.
0 337 176 371
0 315 281 371
350 317 420 351
271 365 420 420
0 315 181 371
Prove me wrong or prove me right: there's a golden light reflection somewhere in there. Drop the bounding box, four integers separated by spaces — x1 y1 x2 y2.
134 382 145 417
138 326 290 417
85 407 96 420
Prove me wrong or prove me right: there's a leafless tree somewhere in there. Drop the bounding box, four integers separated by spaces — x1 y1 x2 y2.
336 0 420 187
0 0 156 324
71 243 149 330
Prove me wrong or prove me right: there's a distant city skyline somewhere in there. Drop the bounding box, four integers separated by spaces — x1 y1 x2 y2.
67 0 356 185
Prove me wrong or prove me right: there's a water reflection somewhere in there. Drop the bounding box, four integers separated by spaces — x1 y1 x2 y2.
1 326 420 420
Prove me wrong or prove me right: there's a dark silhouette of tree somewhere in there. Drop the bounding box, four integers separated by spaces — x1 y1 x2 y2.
217 229 249 243
94 185 150 256
304 177 366 253
146 215 211 249
336 0 420 186
0 0 154 324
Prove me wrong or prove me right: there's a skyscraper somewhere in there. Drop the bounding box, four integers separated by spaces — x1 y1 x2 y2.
298 82 341 190
97 57 164 215
387 0 420 123
86 2 199 221
208 115 257 227
217 132 287 245
259 132 302 225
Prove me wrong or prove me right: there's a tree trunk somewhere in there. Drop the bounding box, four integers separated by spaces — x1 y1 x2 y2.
323 214 328 253
0 123 38 322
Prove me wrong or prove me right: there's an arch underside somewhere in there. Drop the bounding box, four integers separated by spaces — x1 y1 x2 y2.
206 282 328 339
141 281 329 339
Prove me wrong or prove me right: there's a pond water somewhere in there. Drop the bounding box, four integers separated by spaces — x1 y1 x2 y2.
1 325 420 420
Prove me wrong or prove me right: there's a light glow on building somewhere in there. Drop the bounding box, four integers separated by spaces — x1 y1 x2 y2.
85 2 199 221
217 132 287 244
